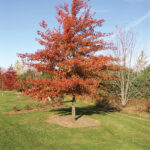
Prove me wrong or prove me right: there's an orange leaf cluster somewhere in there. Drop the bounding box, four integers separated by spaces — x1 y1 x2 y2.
18 0 117 100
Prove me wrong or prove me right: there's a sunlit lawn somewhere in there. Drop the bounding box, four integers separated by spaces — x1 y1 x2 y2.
0 91 150 150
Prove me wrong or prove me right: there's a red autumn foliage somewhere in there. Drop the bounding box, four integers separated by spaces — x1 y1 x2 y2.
15 69 37 92
3 66 17 90
15 79 26 92
18 0 117 100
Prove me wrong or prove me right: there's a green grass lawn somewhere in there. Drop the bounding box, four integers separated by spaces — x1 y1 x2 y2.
0 91 150 150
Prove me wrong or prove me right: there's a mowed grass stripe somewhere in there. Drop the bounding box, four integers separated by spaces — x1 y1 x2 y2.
0 91 150 150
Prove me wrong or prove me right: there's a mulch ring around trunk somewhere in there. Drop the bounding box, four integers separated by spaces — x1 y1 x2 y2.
46 115 101 128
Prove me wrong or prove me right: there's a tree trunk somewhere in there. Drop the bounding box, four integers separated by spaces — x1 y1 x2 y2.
121 99 126 107
72 95 76 121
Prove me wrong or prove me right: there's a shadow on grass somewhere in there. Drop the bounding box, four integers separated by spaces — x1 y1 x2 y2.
50 101 121 120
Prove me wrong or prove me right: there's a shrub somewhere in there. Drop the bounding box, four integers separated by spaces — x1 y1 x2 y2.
36 104 44 109
45 100 51 105
95 99 121 112
13 105 21 111
25 105 32 110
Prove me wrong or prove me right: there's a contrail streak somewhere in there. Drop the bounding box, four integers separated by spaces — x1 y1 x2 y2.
124 10 150 31
111 10 150 39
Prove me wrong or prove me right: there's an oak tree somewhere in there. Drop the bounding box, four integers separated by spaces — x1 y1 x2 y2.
19 0 117 120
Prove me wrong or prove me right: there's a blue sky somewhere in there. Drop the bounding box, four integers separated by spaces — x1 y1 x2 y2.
0 0 149 68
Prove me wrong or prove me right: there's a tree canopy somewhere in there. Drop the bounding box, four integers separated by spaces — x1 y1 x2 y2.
19 0 117 107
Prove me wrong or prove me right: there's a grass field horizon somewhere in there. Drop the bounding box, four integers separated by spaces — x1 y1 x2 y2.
0 91 150 150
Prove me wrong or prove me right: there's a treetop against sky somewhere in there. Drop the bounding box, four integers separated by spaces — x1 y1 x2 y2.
0 0 149 68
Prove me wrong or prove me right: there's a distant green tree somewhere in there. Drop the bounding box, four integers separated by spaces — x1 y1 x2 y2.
130 66 150 98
